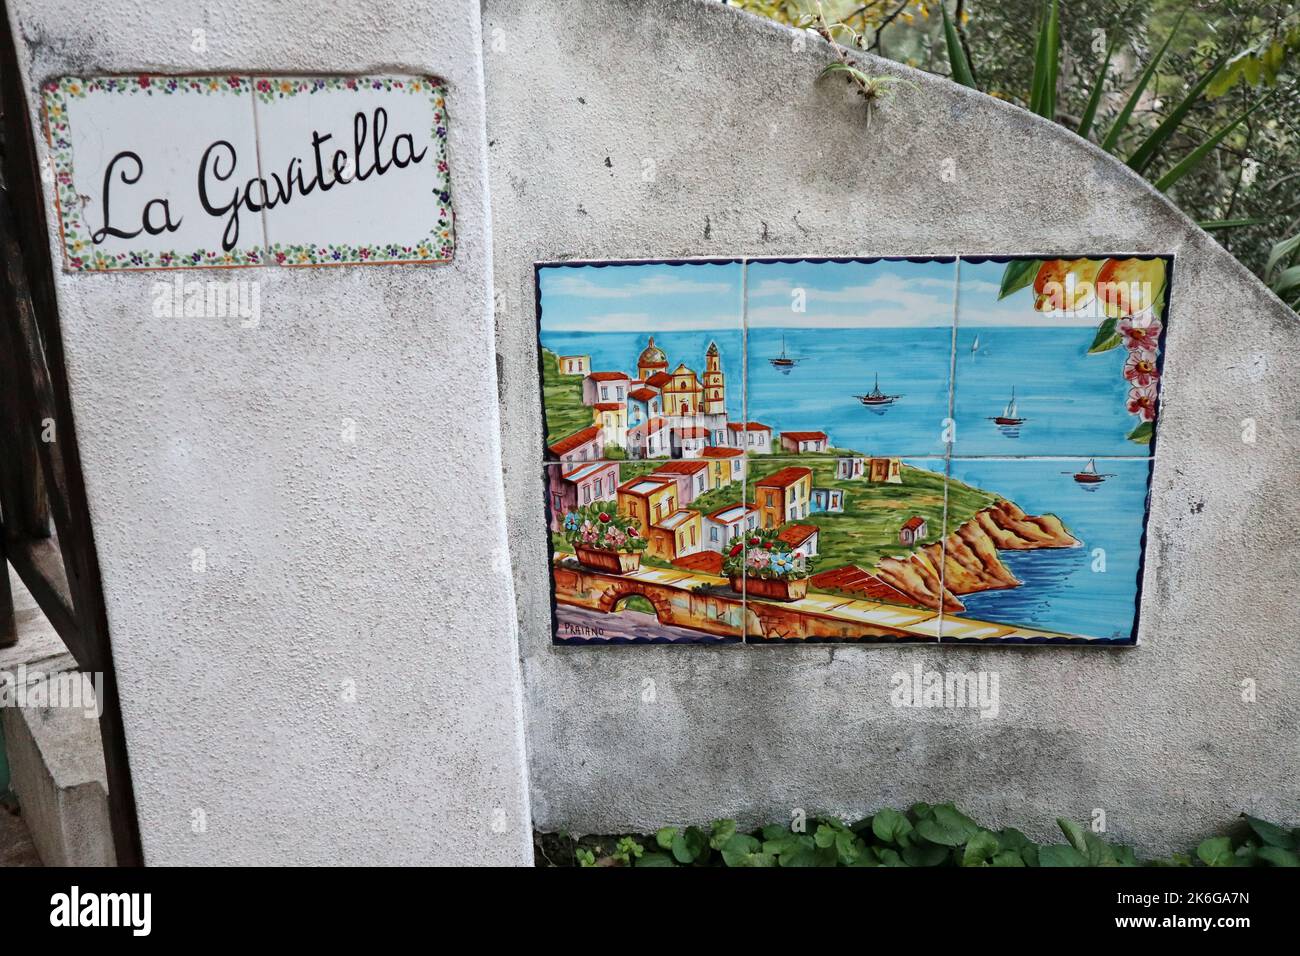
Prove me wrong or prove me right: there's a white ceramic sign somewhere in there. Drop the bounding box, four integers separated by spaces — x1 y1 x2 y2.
42 75 454 271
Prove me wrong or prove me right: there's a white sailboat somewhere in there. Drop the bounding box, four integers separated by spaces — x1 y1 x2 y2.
990 387 1025 426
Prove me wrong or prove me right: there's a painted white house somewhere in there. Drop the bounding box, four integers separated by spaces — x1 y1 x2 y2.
726 421 772 454
705 503 758 552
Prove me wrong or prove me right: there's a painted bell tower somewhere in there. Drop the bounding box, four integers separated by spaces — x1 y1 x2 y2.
702 341 726 415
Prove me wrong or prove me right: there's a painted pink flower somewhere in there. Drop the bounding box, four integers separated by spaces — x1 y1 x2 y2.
1119 316 1162 352
1123 350 1160 387
1127 384 1158 422
746 548 769 570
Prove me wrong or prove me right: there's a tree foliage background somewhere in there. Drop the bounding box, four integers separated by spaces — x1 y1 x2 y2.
727 0 1299 292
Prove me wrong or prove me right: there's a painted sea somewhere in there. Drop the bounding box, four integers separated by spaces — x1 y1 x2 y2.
541 326 1154 642
948 458 1152 641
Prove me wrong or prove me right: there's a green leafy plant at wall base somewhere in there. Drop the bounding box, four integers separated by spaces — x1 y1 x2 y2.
543 805 1299 868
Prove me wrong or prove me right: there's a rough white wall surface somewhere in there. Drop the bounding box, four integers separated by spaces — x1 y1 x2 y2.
9 0 532 864
486 0 1300 854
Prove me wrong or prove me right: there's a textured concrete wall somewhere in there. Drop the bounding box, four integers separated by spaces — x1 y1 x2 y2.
486 0 1300 854
9 0 532 864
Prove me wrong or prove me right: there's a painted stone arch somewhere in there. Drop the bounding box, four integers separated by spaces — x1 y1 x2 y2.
597 581 675 625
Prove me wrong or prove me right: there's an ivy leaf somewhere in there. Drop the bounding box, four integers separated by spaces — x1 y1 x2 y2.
1038 844 1088 867
1256 846 1300 867
962 830 1001 867
1057 818 1089 855
635 852 677 867
1128 421 1154 444
872 807 913 845
991 850 1027 867
709 819 737 850
671 826 708 864
902 840 950 867
721 833 767 867
655 827 676 851
998 259 1041 300
915 804 980 847
1197 836 1235 867
813 823 838 849
1087 317 1122 353
1244 815 1297 849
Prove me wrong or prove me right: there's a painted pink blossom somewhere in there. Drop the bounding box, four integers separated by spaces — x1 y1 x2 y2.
746 548 769 570
1123 351 1160 388
1127 384 1158 422
1119 316 1162 352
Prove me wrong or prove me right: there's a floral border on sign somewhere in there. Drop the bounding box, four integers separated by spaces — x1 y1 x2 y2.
42 76 266 271
252 76 455 266
40 74 454 271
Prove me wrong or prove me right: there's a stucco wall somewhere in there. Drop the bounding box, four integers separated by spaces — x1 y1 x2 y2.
9 0 532 864
486 0 1300 853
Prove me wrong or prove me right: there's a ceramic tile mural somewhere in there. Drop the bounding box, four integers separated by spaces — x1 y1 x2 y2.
536 255 1170 647
42 74 452 271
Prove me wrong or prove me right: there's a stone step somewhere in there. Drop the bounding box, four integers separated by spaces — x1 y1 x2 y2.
0 567 115 866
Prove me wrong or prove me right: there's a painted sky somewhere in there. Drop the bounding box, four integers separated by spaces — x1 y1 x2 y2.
538 258 1142 334
747 258 957 328
538 261 743 332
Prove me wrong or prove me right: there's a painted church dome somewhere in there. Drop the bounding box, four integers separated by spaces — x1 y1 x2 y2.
638 336 668 369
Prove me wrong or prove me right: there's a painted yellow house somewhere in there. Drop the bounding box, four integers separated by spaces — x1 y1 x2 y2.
591 401 627 448
654 508 703 559
754 466 813 528
618 476 680 555
557 354 590 376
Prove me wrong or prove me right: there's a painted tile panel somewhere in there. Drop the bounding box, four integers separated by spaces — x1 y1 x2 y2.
545 460 746 645
537 261 744 462
534 255 1168 648
940 458 1154 644
952 256 1170 457
742 455 950 644
745 258 956 458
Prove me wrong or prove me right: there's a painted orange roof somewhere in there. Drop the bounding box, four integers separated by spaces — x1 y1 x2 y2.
778 524 819 547
548 426 600 456
701 447 743 458
592 402 623 412
901 516 927 532
586 371 628 381
677 427 710 439
782 431 828 442
755 466 812 489
672 551 723 574
726 421 771 432
652 460 709 476
628 387 659 402
646 372 672 388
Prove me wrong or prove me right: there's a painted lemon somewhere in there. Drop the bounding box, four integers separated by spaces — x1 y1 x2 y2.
1033 259 1103 312
1096 258 1166 318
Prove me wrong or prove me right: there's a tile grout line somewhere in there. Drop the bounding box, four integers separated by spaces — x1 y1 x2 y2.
740 257 749 643
938 257 961 643
248 79 272 259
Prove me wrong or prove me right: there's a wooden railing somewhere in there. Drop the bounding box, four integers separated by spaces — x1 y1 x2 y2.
0 0 143 866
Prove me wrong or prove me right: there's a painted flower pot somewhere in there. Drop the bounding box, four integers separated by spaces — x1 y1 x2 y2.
730 575 808 602
576 546 641 575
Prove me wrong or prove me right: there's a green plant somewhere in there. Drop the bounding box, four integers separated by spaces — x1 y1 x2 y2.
1265 228 1300 307
544 804 1300 868
561 503 648 554
720 526 814 580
